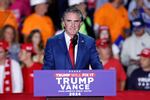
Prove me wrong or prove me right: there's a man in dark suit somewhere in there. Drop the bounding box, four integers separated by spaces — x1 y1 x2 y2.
43 7 103 70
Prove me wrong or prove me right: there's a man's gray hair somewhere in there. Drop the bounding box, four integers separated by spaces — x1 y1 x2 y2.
62 6 84 21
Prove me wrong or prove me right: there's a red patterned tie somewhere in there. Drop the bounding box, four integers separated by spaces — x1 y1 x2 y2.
69 39 75 69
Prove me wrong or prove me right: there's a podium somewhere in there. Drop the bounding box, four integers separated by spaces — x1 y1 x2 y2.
46 96 103 100
34 70 116 100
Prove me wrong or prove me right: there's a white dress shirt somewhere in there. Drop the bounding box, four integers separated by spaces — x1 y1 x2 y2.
64 32 78 64
0 59 23 93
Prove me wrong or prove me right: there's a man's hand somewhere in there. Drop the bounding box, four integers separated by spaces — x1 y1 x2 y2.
129 59 140 65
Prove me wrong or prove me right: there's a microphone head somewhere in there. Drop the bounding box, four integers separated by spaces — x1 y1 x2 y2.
72 34 78 46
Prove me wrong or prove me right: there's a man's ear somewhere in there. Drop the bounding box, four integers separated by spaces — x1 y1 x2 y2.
61 18 65 28
61 21 65 29
61 17 64 25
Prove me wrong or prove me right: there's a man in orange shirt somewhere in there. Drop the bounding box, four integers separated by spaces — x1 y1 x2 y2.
94 0 130 43
22 0 55 45
0 0 18 29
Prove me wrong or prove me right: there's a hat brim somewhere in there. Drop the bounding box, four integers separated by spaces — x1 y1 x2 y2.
138 54 150 58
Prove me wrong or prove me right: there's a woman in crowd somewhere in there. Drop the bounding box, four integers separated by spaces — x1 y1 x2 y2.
96 39 127 91
0 40 23 93
26 29 44 64
98 26 120 59
0 25 20 62
19 43 42 93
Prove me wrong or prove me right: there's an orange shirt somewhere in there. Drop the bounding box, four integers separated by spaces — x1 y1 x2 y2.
0 10 18 29
94 3 130 42
22 13 55 45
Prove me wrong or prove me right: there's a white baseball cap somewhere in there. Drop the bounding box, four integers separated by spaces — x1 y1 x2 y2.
30 0 47 6
68 0 85 6
132 20 145 28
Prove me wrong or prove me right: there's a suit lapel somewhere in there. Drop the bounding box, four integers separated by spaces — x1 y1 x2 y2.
58 32 73 69
58 32 67 54
76 33 86 69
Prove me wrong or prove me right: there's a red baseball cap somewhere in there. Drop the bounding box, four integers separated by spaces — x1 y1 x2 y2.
0 40 9 51
98 26 110 38
21 43 34 53
138 48 150 58
99 26 109 31
96 39 109 48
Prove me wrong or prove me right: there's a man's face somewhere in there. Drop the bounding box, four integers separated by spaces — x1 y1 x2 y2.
114 0 123 6
36 3 48 15
137 0 144 7
134 27 145 36
140 56 150 69
63 12 82 37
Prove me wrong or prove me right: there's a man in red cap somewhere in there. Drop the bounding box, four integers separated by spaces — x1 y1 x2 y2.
0 40 23 93
19 43 42 93
121 19 150 77
96 39 126 91
128 48 150 90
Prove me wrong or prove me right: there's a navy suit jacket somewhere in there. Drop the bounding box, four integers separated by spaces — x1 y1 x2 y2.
43 32 103 70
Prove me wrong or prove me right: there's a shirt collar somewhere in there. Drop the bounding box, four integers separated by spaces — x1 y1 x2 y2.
64 32 71 45
64 32 79 43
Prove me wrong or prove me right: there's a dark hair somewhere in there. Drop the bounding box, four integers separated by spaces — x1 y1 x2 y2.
109 0 115 2
31 6 36 13
27 29 44 50
0 24 18 43
62 6 84 21
109 0 124 4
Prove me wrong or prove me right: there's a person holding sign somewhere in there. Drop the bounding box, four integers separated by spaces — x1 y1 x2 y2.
43 7 103 70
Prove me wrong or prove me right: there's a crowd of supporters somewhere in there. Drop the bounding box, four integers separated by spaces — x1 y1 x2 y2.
0 0 150 93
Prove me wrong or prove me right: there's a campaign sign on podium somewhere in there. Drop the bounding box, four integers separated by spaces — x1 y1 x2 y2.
34 70 116 96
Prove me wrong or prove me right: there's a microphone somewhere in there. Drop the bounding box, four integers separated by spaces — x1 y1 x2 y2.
72 34 78 47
